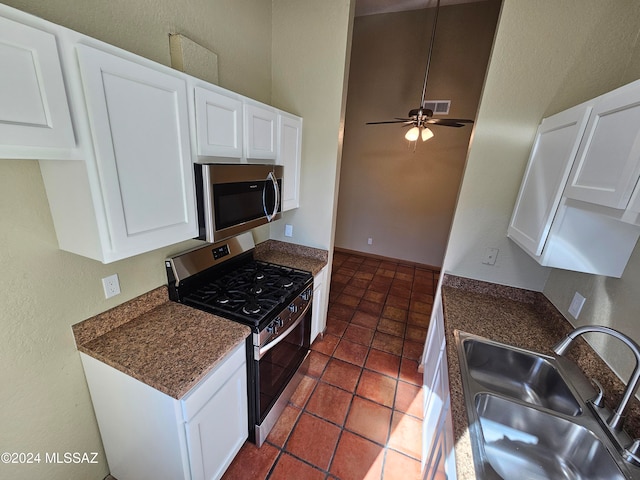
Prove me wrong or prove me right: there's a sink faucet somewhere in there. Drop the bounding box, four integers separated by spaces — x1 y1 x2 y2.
553 325 640 430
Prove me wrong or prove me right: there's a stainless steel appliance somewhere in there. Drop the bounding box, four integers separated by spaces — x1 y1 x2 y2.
165 232 313 446
194 164 283 242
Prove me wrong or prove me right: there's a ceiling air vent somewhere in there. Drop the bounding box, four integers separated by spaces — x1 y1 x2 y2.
423 100 451 115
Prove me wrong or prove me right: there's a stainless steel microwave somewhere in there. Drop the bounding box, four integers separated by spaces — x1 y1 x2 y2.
194 164 283 242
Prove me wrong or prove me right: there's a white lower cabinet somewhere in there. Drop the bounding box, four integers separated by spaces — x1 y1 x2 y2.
80 342 247 480
422 296 456 479
311 266 328 343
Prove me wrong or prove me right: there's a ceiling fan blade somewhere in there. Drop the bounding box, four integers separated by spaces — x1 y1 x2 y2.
426 118 474 127
365 120 409 125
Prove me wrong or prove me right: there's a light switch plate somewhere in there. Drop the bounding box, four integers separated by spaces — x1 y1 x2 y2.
284 224 293 237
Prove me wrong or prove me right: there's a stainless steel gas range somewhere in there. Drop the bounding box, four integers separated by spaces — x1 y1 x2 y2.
165 232 313 446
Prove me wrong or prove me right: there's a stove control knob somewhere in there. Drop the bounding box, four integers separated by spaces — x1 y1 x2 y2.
301 290 311 301
275 317 284 328
288 304 298 314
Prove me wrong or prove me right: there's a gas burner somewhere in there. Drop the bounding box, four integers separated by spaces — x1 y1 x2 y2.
253 271 265 281
276 276 294 288
216 293 230 304
249 284 264 295
242 301 262 315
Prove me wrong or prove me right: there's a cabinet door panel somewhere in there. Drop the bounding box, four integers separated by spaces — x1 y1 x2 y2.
245 103 277 160
279 113 302 211
0 16 74 151
185 364 247 480
508 104 591 256
565 82 640 208
195 87 243 158
77 44 197 255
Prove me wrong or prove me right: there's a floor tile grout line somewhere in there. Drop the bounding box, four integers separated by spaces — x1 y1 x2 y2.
259 252 434 479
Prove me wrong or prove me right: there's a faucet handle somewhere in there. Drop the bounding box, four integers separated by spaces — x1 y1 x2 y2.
589 378 605 408
624 439 640 466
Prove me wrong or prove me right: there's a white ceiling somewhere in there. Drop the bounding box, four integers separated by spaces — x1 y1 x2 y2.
355 0 484 17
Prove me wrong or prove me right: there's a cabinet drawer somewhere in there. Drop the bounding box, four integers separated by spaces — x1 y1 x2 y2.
182 342 246 421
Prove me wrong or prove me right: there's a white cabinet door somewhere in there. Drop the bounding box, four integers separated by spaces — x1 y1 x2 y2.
311 266 327 343
565 80 640 209
76 44 197 257
508 103 591 256
0 15 75 157
278 112 302 211
244 103 277 161
194 86 243 159
184 347 248 480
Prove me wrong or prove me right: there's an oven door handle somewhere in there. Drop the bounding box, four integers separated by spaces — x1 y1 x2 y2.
256 302 311 360
263 171 280 222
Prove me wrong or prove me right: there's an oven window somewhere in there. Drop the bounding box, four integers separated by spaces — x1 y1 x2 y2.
258 311 310 421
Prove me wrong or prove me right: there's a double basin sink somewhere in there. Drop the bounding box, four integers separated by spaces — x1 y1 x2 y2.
456 331 640 480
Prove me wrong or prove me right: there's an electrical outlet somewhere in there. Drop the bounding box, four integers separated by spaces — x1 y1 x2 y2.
367 237 373 245
482 247 499 265
568 292 586 319
102 274 121 299
285 224 293 237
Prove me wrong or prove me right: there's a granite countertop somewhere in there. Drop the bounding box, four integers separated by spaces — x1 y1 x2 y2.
72 239 328 401
254 239 328 276
73 286 251 399
441 275 640 480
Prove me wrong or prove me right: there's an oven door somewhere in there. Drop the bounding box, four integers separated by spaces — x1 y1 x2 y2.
195 164 282 242
251 300 311 446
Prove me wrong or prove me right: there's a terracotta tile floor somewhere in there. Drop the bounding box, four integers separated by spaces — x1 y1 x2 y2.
222 251 438 480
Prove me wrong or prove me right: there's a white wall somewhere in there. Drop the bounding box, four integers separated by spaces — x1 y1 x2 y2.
270 0 355 253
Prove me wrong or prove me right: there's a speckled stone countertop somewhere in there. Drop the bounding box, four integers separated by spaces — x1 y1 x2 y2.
254 239 328 275
73 286 250 399
442 275 640 480
73 240 327 401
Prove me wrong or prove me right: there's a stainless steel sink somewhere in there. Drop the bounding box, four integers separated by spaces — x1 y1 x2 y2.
475 393 625 480
464 338 581 415
455 331 640 480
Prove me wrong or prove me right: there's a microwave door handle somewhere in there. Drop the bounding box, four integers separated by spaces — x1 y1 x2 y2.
263 171 279 222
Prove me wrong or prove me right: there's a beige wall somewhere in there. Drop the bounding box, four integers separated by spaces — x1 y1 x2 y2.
334 2 500 267
270 0 355 252
0 1 352 479
443 0 640 383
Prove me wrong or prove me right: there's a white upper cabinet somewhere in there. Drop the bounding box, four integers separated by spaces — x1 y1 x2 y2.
508 80 640 277
278 112 302 211
244 102 277 161
194 86 243 159
0 14 75 159
508 103 591 256
565 80 640 209
66 44 197 262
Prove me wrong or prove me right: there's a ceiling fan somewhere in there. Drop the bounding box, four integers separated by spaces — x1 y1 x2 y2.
366 0 474 142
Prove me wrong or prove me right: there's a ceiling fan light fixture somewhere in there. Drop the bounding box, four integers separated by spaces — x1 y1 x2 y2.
421 127 434 141
405 126 420 142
